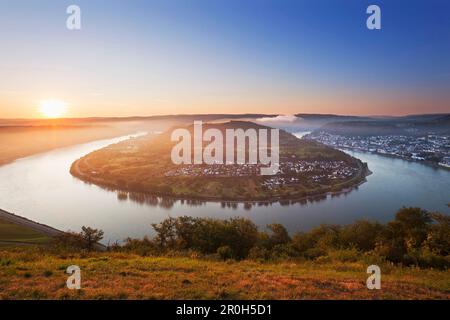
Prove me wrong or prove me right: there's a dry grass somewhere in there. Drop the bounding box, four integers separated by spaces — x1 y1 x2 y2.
0 248 448 300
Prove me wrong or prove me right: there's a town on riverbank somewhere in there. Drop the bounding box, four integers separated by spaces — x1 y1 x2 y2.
306 131 450 169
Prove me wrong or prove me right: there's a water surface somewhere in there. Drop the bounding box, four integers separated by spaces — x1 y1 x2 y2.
0 133 448 243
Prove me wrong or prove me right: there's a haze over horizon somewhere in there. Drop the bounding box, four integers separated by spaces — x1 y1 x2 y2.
1 0 449 119
1 111 449 122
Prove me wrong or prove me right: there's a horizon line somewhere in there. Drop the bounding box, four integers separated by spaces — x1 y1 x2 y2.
0 112 449 122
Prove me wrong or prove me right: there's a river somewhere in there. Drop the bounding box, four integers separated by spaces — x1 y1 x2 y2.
0 132 448 243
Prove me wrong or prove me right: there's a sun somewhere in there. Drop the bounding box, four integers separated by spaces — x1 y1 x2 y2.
39 100 68 118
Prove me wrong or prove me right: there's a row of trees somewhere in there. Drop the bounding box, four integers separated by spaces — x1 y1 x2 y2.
117 207 450 269
56 207 450 269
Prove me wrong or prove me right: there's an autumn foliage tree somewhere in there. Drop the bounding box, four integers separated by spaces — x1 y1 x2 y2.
80 226 104 251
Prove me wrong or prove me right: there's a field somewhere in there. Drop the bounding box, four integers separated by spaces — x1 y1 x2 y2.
0 218 50 247
0 248 448 300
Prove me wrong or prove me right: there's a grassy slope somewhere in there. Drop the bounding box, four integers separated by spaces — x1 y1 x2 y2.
0 248 448 300
0 219 51 247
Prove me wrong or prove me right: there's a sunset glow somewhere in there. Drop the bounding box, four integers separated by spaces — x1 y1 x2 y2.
39 100 67 118
0 1 449 118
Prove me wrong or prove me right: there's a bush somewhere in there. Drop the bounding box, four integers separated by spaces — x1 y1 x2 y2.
417 253 449 269
340 220 383 251
248 246 270 261
405 248 450 269
217 246 233 261
423 213 450 256
119 236 158 256
373 240 405 263
108 207 450 268
303 247 327 260
80 226 104 251
328 248 361 262
269 244 298 260
151 216 258 259
266 224 291 249
53 232 86 250
291 224 340 255
389 207 431 249
53 226 104 252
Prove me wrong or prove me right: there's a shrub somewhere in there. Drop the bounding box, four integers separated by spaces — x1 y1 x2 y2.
217 246 233 261
340 220 383 251
53 226 104 252
373 240 405 263
328 248 361 262
80 226 104 251
291 224 341 255
53 232 86 250
406 248 450 269
303 247 327 260
423 213 450 256
248 246 270 261
266 224 291 249
151 216 258 259
390 207 431 249
120 236 158 256
269 244 298 260
107 207 450 268
417 252 449 269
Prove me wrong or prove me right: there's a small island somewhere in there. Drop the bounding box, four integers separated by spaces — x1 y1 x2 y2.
70 121 370 202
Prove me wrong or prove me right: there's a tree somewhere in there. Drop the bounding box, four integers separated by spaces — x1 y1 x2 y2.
374 208 432 263
217 246 233 261
151 218 177 249
391 207 431 248
228 218 259 259
80 226 104 251
424 213 450 255
174 216 198 249
266 224 291 249
340 220 383 251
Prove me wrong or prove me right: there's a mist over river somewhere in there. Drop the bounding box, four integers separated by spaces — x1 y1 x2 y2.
0 133 448 243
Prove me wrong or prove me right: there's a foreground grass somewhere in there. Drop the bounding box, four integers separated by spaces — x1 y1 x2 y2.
0 247 448 300
0 219 51 247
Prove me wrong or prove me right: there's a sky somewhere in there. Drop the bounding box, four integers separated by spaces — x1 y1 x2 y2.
0 0 449 118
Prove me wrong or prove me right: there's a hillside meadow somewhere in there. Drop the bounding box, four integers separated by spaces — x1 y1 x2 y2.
0 248 449 300
0 207 449 300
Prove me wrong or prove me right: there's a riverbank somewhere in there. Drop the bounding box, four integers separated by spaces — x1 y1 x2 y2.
69 121 372 204
335 146 450 171
70 155 371 204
